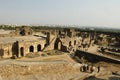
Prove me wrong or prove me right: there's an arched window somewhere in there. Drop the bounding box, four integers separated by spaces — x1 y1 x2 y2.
74 40 76 45
69 41 72 46
37 44 41 52
30 45 34 52
20 47 24 56
0 49 4 58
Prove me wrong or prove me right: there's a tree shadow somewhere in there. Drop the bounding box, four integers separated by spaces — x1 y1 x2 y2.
84 76 106 80
109 76 120 80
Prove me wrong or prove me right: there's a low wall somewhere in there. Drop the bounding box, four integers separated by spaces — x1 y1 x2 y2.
75 50 120 64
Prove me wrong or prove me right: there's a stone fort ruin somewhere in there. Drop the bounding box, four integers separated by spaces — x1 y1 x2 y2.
0 26 81 58
0 26 120 59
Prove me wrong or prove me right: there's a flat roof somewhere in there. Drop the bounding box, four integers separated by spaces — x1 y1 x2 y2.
0 35 46 44
0 29 13 34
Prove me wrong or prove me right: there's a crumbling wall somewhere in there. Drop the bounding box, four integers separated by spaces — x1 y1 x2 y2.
19 26 33 36
0 43 14 58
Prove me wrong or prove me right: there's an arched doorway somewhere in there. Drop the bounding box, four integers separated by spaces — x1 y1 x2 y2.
30 45 34 52
74 40 76 45
0 49 4 58
37 44 41 52
20 47 24 56
54 38 62 50
69 41 72 46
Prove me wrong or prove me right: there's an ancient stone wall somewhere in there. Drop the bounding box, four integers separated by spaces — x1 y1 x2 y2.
19 26 33 36
55 37 81 52
18 40 46 57
0 43 14 58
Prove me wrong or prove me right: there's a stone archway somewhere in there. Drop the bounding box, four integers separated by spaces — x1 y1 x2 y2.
54 38 62 50
37 44 41 52
20 47 24 56
30 45 34 52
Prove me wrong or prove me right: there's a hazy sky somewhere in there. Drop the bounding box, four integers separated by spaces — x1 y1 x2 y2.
0 0 120 28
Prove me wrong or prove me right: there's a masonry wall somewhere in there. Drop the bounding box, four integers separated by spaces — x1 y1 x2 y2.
60 37 81 52
75 50 120 64
18 40 46 57
0 43 14 58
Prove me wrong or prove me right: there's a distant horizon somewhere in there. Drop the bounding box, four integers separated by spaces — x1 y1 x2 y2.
0 24 120 29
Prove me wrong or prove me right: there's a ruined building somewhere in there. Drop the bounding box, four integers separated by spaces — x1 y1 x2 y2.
0 26 83 58
0 26 46 58
0 26 120 58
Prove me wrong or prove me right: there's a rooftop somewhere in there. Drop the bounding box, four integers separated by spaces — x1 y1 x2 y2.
0 29 13 34
0 35 46 44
